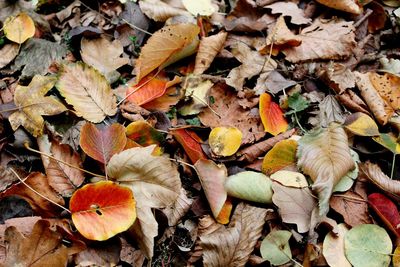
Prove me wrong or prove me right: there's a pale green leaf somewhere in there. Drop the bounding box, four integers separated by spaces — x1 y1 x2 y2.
260 230 292 265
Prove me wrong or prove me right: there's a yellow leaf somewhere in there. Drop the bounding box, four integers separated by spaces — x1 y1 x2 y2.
270 170 308 188
136 24 199 82
3 13 35 44
370 72 400 110
393 246 400 267
262 139 297 175
182 0 217 16
344 112 380 136
373 132 400 154
209 126 242 156
9 75 66 137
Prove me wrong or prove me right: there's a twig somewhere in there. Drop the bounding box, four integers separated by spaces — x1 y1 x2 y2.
391 153 396 180
353 9 373 28
9 167 71 214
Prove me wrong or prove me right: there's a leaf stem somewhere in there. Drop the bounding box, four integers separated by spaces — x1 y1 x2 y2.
391 153 396 179
294 112 306 133
24 142 106 179
9 167 71 214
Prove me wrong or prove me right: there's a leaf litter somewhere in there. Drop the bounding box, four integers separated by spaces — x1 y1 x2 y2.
1 0 400 266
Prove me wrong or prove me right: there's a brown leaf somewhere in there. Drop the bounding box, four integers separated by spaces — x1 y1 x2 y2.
369 72 400 110
0 44 19 69
162 188 193 226
200 203 268 267
315 0 362 14
318 95 346 127
194 31 228 75
355 71 394 125
138 0 190 22
360 161 400 196
1 172 65 217
271 181 317 233
199 83 265 145
330 191 372 227
336 89 370 114
264 1 312 25
318 63 356 94
0 166 20 192
282 19 356 63
265 16 302 55
46 141 85 197
0 220 70 267
74 237 121 266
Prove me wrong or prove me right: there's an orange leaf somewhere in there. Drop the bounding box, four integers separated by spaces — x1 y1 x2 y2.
125 120 164 147
262 139 297 175
142 86 184 112
70 181 136 241
80 123 127 164
259 93 288 136
171 128 207 163
126 73 167 106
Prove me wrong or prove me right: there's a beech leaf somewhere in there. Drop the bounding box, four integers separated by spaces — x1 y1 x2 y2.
80 122 127 164
297 124 354 215
3 12 35 44
260 230 292 266
323 223 351 267
56 62 117 123
259 93 288 136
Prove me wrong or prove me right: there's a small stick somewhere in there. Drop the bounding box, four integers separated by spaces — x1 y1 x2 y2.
354 9 373 28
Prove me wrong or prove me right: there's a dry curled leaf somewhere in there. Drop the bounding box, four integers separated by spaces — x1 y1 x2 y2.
264 1 312 25
200 203 268 267
361 162 400 196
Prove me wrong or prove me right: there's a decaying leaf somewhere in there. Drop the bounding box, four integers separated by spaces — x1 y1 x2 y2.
344 112 380 136
56 62 117 123
297 124 354 216
200 203 268 267
264 1 312 25
260 230 292 266
315 0 362 14
272 181 317 233
9 75 66 137
3 12 35 44
259 93 289 136
209 126 242 156
361 162 400 196
0 44 19 69
282 19 356 63
370 72 400 110
323 223 351 267
80 123 127 164
135 23 199 82
194 31 228 75
70 181 136 241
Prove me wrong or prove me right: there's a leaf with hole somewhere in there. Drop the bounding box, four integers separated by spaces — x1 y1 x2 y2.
70 181 136 241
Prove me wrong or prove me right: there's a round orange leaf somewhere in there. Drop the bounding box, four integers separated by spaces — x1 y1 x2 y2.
70 181 136 241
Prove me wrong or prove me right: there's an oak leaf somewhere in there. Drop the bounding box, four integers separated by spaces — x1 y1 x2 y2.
316 0 362 14
200 203 268 267
56 62 117 123
282 19 356 63
9 75 66 137
297 125 354 216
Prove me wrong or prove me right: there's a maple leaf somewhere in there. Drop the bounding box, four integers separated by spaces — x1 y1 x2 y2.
9 75 66 137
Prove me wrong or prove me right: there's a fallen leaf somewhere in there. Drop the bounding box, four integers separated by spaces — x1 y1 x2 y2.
259 93 288 136
199 83 265 145
368 192 400 238
138 0 190 22
318 63 356 94
171 128 207 164
46 141 85 197
315 0 362 14
361 162 400 197
394 246 400 267
368 2 387 32
209 126 242 156
260 230 292 265
270 170 308 188
344 112 380 136
333 149 360 192
80 122 127 164
179 77 213 115
330 191 372 227
0 44 19 68
261 70 297 95
8 75 66 137
265 16 302 55
200 203 268 267
370 72 400 110
194 31 228 75
272 181 317 233
344 224 392 267
322 223 351 267
355 71 394 125
318 95 346 127
262 139 297 175
182 0 216 16
297 124 354 215
107 146 181 257
225 171 273 204
142 86 184 112
264 1 312 25
195 159 231 224
282 19 356 63
0 220 73 267
125 120 163 146
373 133 400 154
11 38 68 79
70 181 136 241
126 72 167 106
135 23 199 82
56 62 117 123
336 89 370 114
74 237 121 266
81 37 129 83
3 12 35 44
380 57 400 75
162 188 193 226
226 42 277 91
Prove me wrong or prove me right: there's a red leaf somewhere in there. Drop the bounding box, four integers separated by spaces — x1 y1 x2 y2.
368 192 400 237
79 123 127 164
172 128 207 163
259 93 288 136
126 73 167 106
70 181 136 241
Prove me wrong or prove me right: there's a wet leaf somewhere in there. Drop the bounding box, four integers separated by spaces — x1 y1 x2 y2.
323 223 351 267
259 93 288 136
56 62 117 123
260 230 292 266
125 120 163 147
262 139 297 175
70 181 136 241
344 224 392 267
3 12 35 44
225 171 273 204
9 75 66 137
80 122 127 164
344 112 380 136
209 126 242 156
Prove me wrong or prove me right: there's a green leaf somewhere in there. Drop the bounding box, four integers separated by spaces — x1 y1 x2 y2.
260 230 292 265
286 92 309 115
224 171 273 204
345 224 392 267
373 133 400 154
333 149 360 192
